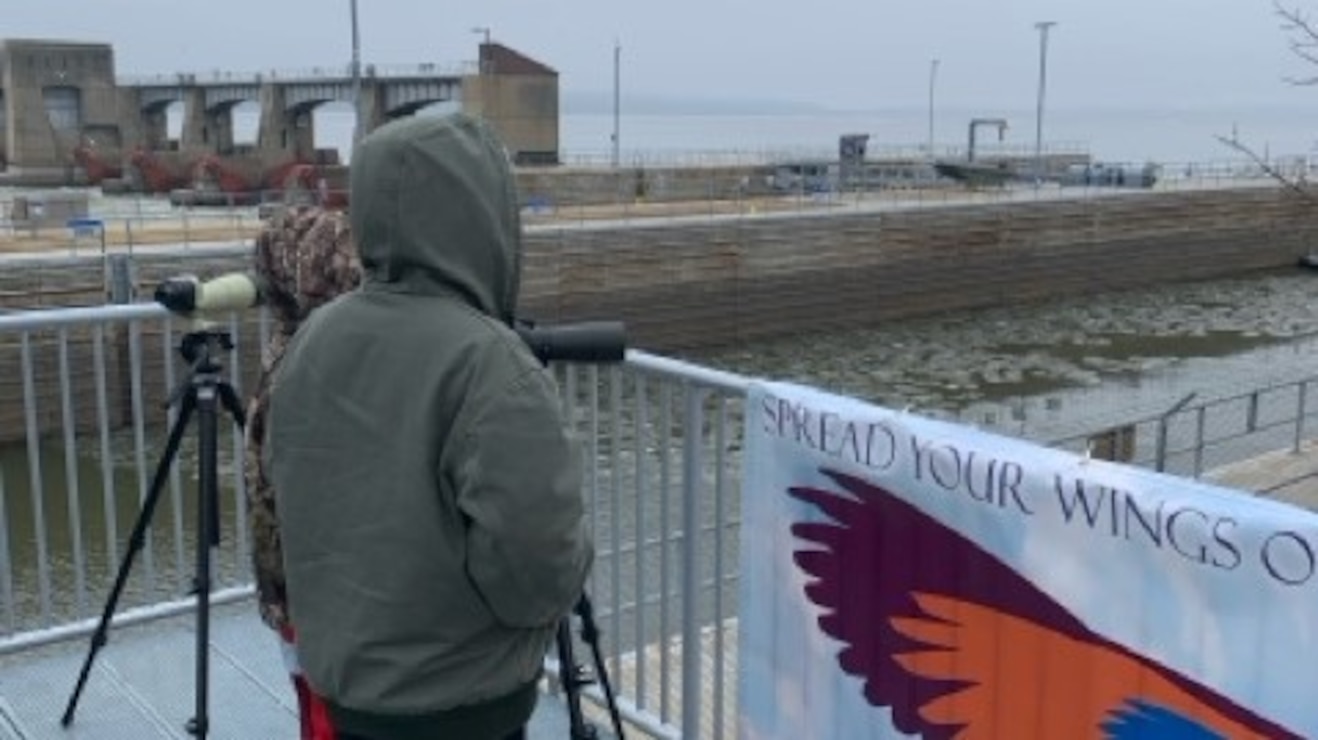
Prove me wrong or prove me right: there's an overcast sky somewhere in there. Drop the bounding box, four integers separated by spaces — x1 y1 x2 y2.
8 0 1318 113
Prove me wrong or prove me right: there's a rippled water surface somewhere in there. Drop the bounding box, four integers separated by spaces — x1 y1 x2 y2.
690 268 1318 440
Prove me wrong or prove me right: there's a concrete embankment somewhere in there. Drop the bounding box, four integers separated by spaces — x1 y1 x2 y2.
0 184 1313 444
520 184 1312 350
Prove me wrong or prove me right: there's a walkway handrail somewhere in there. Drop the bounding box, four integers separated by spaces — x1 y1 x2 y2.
0 301 1315 737
0 302 756 738
1048 374 1318 477
0 303 167 329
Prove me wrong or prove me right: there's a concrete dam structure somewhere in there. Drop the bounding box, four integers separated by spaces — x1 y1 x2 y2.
0 38 559 193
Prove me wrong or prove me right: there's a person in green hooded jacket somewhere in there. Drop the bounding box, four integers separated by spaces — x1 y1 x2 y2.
265 112 594 740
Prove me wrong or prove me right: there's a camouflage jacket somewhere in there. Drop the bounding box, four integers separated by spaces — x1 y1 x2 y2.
243 206 361 633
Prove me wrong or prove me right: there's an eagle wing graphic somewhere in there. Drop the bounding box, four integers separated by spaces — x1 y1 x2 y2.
788 469 1300 739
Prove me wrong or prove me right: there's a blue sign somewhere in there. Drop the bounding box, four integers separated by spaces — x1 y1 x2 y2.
66 218 105 237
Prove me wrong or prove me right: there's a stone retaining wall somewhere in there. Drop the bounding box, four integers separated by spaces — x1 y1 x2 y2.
1 185 1311 444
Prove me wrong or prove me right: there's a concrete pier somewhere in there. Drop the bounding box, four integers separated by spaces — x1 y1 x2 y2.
0 40 121 181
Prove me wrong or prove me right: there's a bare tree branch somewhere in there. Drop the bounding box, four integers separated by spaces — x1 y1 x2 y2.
1276 0 1318 84
1214 134 1314 201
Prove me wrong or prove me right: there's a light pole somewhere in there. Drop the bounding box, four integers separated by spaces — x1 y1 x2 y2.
612 40 621 168
470 27 494 123
350 0 362 146
927 58 939 160
1033 20 1057 184
471 26 491 73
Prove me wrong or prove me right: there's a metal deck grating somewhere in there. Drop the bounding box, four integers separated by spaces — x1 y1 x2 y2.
0 599 594 739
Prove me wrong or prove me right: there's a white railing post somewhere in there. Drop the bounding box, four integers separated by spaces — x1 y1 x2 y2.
680 383 706 740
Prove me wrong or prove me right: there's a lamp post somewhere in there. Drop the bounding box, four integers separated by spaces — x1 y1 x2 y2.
350 0 362 146
471 26 494 123
1033 20 1057 184
927 58 939 160
472 25 491 69
612 40 621 168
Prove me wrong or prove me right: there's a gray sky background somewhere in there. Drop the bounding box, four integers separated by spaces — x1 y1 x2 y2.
8 0 1318 112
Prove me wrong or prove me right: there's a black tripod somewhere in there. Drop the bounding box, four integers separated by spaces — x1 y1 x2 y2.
557 593 626 739
61 329 246 739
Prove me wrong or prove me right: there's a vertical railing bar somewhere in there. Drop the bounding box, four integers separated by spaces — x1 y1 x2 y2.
129 319 156 593
658 381 673 723
58 328 88 617
588 365 601 598
565 363 579 428
609 364 623 694
633 373 648 710
0 464 17 632
1193 406 1207 478
162 316 185 580
229 314 248 581
1154 416 1168 473
1295 381 1308 454
93 325 119 578
712 395 729 740
680 384 705 740
20 332 53 625
258 306 271 355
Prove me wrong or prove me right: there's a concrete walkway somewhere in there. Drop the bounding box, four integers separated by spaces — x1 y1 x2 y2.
0 600 618 740
1204 439 1318 510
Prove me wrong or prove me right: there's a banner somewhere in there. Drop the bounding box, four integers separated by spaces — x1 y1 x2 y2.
738 380 1318 739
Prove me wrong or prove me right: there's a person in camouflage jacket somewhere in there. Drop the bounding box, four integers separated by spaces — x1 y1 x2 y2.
245 205 361 633
243 205 361 740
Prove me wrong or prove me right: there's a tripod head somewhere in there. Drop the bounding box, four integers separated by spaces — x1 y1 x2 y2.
164 329 245 423
179 329 234 374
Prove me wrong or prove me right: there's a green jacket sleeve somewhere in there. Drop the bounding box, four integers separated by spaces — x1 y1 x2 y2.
452 365 594 629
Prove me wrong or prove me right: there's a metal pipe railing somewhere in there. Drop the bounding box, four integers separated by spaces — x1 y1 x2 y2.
0 302 755 738
1 156 1310 252
1053 377 1318 478
2 301 1317 737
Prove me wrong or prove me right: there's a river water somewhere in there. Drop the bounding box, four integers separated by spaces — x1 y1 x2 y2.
688 267 1318 442
4 266 1318 632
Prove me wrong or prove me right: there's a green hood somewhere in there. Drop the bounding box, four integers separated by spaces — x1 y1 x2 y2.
349 113 521 323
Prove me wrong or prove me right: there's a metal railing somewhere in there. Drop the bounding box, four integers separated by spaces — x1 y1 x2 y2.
557 140 1094 168
0 302 1316 737
2 156 1309 254
1048 376 1318 482
0 302 751 739
115 61 477 88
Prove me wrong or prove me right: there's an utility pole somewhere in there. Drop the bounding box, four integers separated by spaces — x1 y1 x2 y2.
927 58 939 160
472 26 492 73
1033 20 1057 185
471 27 494 124
612 40 621 168
350 0 362 146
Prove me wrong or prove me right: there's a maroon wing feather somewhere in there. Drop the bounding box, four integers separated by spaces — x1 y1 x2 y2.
789 469 1093 739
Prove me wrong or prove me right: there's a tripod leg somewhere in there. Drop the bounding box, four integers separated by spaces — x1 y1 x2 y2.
215 380 246 430
62 393 196 726
557 617 597 739
185 385 221 739
575 596 626 739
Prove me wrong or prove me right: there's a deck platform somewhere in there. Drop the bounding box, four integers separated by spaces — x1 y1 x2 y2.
1205 439 1318 510
0 600 605 740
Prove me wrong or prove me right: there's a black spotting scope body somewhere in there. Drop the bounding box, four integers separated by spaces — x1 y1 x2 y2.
515 320 627 365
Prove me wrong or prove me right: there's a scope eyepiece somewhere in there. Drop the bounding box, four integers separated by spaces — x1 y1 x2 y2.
154 276 200 313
